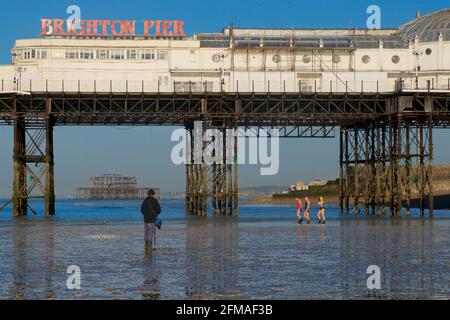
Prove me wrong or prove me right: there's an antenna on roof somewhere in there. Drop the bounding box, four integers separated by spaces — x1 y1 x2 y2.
416 10 421 18
229 20 234 48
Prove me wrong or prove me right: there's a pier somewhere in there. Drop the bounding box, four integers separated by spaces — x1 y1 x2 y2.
1 8 449 218
0 86 449 217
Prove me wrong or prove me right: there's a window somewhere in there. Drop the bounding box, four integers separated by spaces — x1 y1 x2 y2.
212 54 221 63
157 50 167 60
158 75 169 86
190 50 196 63
96 49 110 60
142 50 155 60
12 49 22 60
391 55 400 64
14 46 170 61
65 49 79 59
332 55 341 64
111 49 125 60
53 50 65 59
19 49 48 60
362 55 371 64
80 49 94 59
22 49 38 59
127 50 138 60
425 48 432 55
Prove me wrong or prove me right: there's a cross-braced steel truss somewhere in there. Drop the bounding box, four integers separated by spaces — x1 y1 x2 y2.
0 92 448 217
12 112 55 216
340 115 433 216
185 122 239 217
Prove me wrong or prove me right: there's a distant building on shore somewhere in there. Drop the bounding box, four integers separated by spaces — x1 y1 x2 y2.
289 181 309 192
75 174 158 200
308 179 327 187
286 178 334 193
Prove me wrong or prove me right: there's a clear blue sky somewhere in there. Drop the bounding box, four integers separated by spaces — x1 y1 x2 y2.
0 0 449 197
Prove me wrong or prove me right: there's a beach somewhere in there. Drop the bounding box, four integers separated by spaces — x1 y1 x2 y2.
0 199 448 300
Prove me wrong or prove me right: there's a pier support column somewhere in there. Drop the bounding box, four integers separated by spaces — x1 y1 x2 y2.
344 129 350 214
381 125 389 215
45 114 55 216
353 128 361 214
185 126 193 215
12 99 56 217
233 123 239 216
221 129 228 215
405 122 411 216
395 114 403 216
339 114 434 217
389 115 433 217
339 129 344 215
363 127 371 215
185 121 239 217
227 129 233 216
12 115 27 217
339 127 351 215
428 117 434 216
375 126 382 216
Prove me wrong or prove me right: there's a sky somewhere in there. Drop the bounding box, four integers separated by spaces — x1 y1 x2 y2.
0 0 449 197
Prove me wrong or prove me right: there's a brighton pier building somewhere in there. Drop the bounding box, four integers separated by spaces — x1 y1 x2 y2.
1 9 449 94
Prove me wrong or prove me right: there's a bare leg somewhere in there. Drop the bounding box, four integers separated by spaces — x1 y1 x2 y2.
304 210 309 222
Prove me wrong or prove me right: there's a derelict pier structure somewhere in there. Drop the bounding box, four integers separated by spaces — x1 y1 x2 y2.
75 174 156 200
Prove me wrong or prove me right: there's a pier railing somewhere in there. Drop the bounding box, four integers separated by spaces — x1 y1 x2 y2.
2 78 449 94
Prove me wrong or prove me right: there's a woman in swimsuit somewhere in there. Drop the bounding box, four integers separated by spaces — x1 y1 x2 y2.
304 197 311 224
317 197 326 224
296 197 303 224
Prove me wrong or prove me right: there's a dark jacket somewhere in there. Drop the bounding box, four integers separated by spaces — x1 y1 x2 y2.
141 196 161 224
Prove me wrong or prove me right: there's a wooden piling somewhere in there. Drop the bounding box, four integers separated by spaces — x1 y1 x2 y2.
12 115 27 217
45 112 55 216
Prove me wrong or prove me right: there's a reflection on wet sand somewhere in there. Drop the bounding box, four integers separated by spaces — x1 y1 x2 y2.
339 218 447 299
10 219 55 300
140 255 161 300
185 217 240 299
0 210 448 300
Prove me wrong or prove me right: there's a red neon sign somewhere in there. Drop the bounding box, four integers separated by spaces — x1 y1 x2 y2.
41 19 185 37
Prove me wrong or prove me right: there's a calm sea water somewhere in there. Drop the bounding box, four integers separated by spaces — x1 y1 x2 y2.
0 199 448 300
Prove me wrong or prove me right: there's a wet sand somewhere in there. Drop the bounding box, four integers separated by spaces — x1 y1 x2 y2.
0 209 448 300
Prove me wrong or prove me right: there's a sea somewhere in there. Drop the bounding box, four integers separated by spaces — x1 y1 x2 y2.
0 199 448 300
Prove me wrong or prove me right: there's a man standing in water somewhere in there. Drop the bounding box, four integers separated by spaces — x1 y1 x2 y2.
141 189 161 253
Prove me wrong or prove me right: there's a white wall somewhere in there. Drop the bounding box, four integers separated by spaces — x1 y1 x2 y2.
3 37 449 93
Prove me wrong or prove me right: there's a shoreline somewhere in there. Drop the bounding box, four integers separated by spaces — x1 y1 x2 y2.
242 192 450 210
242 196 339 206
